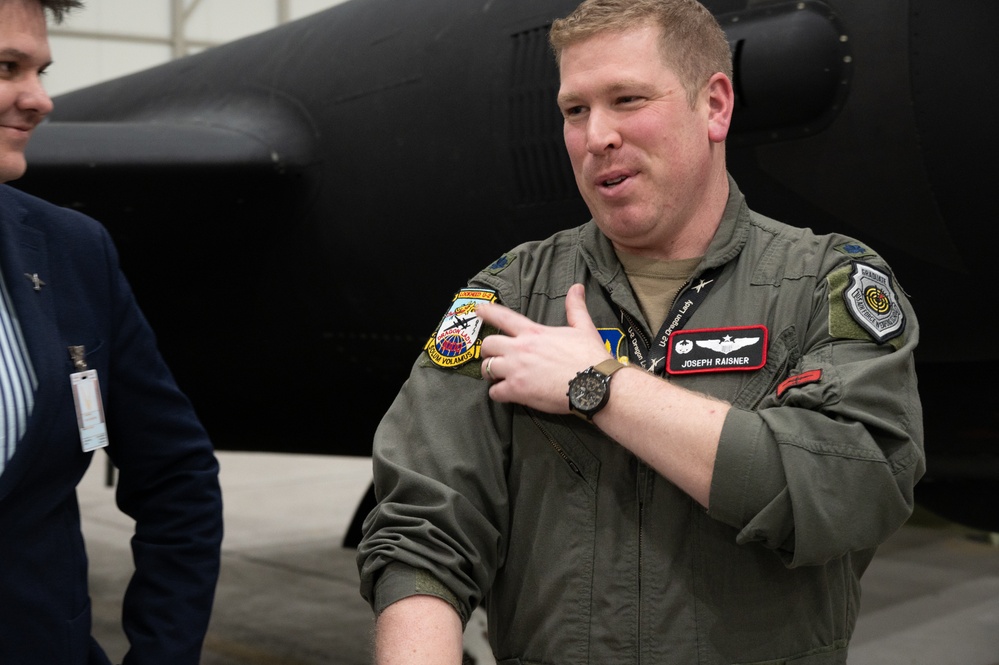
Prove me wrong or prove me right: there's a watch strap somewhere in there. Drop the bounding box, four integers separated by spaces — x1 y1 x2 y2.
593 358 627 377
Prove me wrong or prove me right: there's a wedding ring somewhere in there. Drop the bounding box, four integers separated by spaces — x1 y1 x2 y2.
485 357 495 380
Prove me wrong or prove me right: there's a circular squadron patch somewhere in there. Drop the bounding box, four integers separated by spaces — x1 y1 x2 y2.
843 262 905 343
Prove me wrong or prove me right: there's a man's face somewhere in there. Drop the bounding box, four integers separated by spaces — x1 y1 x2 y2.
0 0 53 184
557 23 727 258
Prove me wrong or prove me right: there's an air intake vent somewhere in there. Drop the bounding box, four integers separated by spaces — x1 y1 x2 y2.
509 26 577 206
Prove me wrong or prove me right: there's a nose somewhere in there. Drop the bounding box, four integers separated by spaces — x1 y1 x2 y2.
17 75 54 118
585 109 621 154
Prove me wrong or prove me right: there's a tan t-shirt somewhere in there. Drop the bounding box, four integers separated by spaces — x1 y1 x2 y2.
615 251 702 331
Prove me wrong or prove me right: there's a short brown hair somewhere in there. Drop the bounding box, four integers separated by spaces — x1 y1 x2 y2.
549 0 732 107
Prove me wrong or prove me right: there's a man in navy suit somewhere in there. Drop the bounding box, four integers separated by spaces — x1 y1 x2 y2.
0 1 224 663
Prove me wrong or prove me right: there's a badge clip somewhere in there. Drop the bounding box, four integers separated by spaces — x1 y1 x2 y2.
68 346 108 452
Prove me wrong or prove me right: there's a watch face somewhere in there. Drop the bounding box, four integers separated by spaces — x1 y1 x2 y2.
569 371 608 413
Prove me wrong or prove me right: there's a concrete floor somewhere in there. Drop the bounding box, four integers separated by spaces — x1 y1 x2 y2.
79 450 999 665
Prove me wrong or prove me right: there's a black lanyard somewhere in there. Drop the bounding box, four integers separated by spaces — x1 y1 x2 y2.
620 266 722 376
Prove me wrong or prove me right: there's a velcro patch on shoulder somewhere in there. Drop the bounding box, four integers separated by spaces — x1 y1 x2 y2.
422 289 497 373
833 242 877 259
828 262 905 345
484 253 517 276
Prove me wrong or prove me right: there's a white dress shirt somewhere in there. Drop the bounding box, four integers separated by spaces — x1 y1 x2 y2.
0 270 37 475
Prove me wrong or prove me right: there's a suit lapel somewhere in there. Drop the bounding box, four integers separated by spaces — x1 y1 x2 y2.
0 188 65 501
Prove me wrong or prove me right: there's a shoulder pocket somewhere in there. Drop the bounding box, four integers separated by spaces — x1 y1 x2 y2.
735 326 799 411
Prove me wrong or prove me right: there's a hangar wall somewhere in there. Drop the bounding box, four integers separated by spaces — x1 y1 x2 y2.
46 0 350 96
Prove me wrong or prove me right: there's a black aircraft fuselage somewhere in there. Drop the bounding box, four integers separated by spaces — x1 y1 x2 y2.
13 0 999 531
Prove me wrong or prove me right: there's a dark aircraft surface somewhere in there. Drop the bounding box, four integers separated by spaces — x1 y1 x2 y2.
13 0 998 532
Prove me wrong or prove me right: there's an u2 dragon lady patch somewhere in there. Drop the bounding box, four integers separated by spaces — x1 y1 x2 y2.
842 262 905 343
424 289 497 369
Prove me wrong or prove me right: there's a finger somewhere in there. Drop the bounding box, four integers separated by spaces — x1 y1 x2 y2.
475 300 534 335
564 283 597 333
482 356 496 381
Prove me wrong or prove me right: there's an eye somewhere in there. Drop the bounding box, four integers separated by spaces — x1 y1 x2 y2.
561 105 586 120
0 62 15 76
616 95 643 106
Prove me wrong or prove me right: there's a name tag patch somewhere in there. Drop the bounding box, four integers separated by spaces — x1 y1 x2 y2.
666 325 768 375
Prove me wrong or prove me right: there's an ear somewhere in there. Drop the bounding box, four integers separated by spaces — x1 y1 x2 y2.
705 72 734 143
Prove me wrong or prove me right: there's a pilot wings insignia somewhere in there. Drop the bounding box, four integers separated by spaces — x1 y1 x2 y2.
695 335 760 354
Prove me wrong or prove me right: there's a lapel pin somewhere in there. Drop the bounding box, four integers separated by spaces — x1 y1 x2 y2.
24 273 45 291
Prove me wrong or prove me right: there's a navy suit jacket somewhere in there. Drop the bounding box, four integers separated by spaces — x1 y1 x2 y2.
0 185 223 665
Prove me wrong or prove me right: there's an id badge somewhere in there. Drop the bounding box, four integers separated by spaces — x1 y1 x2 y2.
71 370 109 452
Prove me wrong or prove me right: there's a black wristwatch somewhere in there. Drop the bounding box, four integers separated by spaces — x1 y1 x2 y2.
567 358 627 420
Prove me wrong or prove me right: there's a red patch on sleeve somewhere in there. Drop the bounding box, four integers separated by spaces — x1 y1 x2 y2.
776 369 823 398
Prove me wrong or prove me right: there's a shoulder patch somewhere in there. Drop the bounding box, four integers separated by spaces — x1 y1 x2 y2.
828 262 905 344
833 242 877 259
485 253 517 276
423 289 497 370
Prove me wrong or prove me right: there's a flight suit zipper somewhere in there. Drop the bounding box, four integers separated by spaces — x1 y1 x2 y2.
637 461 651 665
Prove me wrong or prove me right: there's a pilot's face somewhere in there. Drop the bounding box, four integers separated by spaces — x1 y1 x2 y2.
557 23 725 258
0 0 53 184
